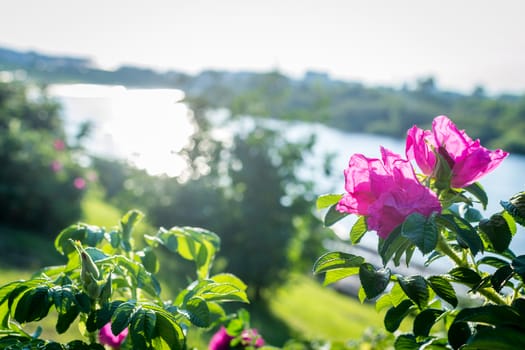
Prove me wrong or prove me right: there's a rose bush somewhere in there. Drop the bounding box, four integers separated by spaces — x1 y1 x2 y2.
0 210 249 349
315 115 525 349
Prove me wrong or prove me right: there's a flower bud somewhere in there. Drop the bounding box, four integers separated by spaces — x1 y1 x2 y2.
432 147 452 190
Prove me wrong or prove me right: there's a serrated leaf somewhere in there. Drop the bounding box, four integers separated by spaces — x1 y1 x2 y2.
491 265 514 292
143 305 185 350
413 309 444 337
479 213 512 253
461 326 525 350
448 267 482 286
394 334 419 350
316 193 343 210
313 252 365 274
427 276 458 308
384 299 414 332
183 297 210 327
477 256 510 269
323 203 348 227
111 301 136 335
13 286 52 323
453 305 524 327
359 263 391 299
438 213 483 255
464 182 488 210
130 308 157 347
378 227 410 266
397 276 429 309
350 216 368 244
401 213 438 255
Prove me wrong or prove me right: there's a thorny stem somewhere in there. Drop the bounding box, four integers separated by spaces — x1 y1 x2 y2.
436 233 508 305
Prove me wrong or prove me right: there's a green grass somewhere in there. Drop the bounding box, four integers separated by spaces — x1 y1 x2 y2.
267 275 384 343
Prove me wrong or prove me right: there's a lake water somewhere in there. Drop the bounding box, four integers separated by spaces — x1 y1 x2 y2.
50 84 525 258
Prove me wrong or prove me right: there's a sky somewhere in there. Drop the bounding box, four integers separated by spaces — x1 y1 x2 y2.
2 0 525 94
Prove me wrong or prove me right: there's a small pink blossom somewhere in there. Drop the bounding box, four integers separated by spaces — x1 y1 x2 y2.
406 115 508 188
337 147 441 238
51 160 62 172
53 139 65 151
98 322 128 349
209 326 265 350
73 177 86 190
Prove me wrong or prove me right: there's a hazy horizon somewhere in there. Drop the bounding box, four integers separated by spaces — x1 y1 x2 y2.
2 0 525 94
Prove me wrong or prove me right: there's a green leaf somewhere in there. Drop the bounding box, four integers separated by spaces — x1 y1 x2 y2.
56 303 80 334
448 321 471 350
477 256 510 269
130 308 157 348
384 299 414 332
378 227 411 266
359 263 391 299
138 247 159 274
54 224 105 256
512 255 525 280
157 226 221 280
323 203 348 227
453 305 524 328
448 267 482 286
464 182 488 210
211 273 247 291
183 297 210 327
427 276 458 308
13 286 52 323
413 309 444 337
350 216 368 244
86 301 123 332
313 252 365 274
144 305 185 350
459 204 483 222
401 213 437 255
323 268 360 286
397 276 429 309
479 213 512 253
316 193 343 210
491 265 514 292
120 209 145 242
394 334 419 350
438 213 483 255
501 191 525 226
461 326 525 350
111 301 137 335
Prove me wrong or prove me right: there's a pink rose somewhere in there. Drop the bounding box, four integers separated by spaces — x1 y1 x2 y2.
209 326 265 350
406 115 508 188
98 322 128 349
73 177 86 190
337 147 441 238
54 139 65 151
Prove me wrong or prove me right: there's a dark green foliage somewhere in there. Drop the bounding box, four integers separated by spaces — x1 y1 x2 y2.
0 81 85 236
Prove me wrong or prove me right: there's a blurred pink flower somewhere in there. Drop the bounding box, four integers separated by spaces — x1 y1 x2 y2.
73 177 86 190
406 115 508 188
51 160 62 172
99 322 128 349
337 147 441 238
209 326 265 350
53 139 65 151
209 327 234 350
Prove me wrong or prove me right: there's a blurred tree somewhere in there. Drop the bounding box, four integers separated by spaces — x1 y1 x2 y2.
0 81 86 236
